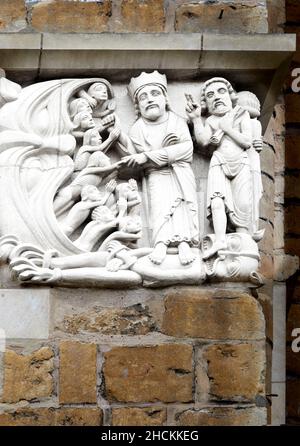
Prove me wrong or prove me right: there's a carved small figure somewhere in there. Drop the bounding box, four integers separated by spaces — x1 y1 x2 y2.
60 181 117 237
120 71 199 266
78 80 116 119
186 77 253 260
53 130 121 216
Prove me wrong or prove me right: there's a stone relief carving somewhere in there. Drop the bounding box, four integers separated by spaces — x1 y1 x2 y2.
0 71 265 287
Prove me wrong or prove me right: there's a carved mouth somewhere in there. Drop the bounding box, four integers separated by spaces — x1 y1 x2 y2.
146 104 158 110
214 101 225 108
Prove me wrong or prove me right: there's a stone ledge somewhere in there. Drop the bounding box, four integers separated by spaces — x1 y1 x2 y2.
0 32 294 131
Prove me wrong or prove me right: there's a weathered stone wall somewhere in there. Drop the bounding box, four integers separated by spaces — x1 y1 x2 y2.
0 0 292 426
0 287 266 426
0 1 285 35
285 0 300 427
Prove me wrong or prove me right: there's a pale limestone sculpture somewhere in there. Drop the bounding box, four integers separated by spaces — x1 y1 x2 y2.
186 77 264 283
124 71 200 268
0 72 265 287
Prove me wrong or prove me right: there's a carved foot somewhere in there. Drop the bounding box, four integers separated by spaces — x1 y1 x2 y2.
149 243 167 265
178 242 195 265
202 241 227 260
10 257 61 283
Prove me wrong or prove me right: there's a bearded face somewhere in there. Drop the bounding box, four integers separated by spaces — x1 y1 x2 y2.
205 81 233 116
137 85 167 121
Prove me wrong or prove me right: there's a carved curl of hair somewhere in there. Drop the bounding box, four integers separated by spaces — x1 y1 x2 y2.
200 77 238 113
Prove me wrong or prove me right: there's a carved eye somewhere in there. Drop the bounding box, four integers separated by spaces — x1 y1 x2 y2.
139 93 147 101
206 92 214 98
151 90 161 96
218 88 226 94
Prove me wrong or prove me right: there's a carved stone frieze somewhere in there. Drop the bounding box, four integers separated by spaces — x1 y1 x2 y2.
0 70 266 287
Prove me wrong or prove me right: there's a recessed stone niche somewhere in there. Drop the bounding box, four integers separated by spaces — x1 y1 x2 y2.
0 33 295 426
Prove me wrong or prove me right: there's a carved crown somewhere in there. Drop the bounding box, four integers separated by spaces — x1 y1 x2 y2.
128 71 167 100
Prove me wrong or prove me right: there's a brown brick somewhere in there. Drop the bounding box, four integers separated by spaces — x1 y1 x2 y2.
258 253 273 280
287 304 300 342
264 102 285 142
287 347 300 376
257 293 273 341
286 0 300 22
257 220 273 255
285 26 300 64
286 174 300 200
274 135 285 175
162 289 264 340
285 94 300 124
285 237 300 256
175 2 268 34
287 275 300 302
31 0 111 33
1 347 53 403
266 0 285 33
59 305 157 336
260 145 275 180
287 378 300 420
59 341 97 404
0 0 26 32
274 207 284 249
104 345 193 403
55 408 102 426
112 407 166 426
286 133 300 170
286 205 300 235
176 406 266 426
260 175 275 223
273 254 299 282
0 407 102 426
203 343 265 402
119 0 165 32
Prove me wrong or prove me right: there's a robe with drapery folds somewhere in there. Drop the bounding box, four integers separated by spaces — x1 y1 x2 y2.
206 106 253 231
129 111 199 248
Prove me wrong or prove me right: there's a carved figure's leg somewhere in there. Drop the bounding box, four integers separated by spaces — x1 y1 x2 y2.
178 241 195 265
203 196 227 260
53 185 81 216
51 251 108 269
149 242 167 265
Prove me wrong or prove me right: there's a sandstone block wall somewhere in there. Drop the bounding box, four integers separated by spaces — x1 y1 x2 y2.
0 288 267 426
0 1 285 35
285 0 300 426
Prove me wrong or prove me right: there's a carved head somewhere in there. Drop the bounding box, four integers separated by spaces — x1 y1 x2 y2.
128 71 170 119
88 82 109 102
116 181 140 201
69 98 92 118
83 128 102 146
136 85 169 121
119 216 142 233
73 111 95 130
237 91 261 118
201 77 237 115
81 185 102 201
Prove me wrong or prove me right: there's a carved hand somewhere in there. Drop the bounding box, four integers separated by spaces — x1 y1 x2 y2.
185 93 201 120
105 179 117 193
109 126 121 141
87 96 97 108
253 139 263 152
119 153 147 167
219 114 233 133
